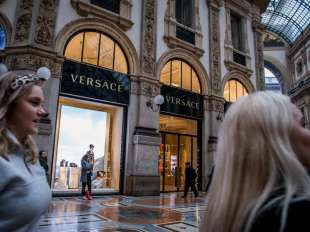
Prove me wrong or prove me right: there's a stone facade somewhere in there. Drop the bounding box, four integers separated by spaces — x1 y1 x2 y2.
0 0 267 195
288 29 310 128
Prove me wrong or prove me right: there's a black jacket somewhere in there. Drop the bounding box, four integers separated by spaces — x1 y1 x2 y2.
250 199 310 232
185 167 197 184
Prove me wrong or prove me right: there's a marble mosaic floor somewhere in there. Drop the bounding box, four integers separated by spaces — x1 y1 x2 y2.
39 192 207 232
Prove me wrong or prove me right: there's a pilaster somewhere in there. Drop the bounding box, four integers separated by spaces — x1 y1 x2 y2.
203 94 225 190
125 0 160 196
208 0 222 96
252 17 265 90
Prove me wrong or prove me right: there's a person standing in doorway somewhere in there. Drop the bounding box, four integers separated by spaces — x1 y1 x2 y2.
39 150 49 181
182 162 198 198
80 144 94 200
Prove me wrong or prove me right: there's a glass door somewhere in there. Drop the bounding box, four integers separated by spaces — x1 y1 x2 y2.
163 134 178 192
159 133 198 192
159 114 199 192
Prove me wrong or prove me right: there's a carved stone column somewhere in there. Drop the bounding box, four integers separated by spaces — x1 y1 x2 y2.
208 0 222 96
125 0 161 196
203 95 225 189
203 0 224 189
252 18 265 91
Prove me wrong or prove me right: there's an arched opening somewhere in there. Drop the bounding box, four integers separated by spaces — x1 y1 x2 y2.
264 60 283 93
52 30 130 194
64 31 128 74
159 58 203 192
264 67 281 93
160 59 201 94
224 79 248 103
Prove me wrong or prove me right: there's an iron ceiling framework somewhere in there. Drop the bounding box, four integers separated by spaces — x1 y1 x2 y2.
261 0 310 45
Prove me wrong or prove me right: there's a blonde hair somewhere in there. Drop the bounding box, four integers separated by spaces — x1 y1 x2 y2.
203 91 310 232
0 71 43 163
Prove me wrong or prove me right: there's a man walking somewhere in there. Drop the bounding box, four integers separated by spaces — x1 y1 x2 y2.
182 162 198 198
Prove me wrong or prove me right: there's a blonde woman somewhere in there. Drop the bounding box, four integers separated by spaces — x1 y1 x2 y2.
0 66 52 231
203 91 310 232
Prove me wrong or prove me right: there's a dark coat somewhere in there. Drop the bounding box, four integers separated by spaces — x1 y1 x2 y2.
80 158 93 183
185 166 197 184
249 199 310 232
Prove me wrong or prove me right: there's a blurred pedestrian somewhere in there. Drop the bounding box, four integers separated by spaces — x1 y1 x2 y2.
202 91 310 232
39 150 49 180
182 162 198 198
0 66 52 231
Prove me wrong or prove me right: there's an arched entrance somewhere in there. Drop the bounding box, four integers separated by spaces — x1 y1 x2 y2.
52 30 130 194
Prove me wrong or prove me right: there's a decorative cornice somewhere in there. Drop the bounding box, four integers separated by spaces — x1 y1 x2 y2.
2 45 63 78
207 0 223 9
163 35 204 57
130 75 161 96
288 78 310 99
70 0 133 31
204 95 225 112
224 60 253 78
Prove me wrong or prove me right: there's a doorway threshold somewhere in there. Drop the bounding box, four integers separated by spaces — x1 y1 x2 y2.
52 189 119 197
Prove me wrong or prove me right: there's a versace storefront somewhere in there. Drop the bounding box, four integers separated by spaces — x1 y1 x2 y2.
158 59 203 192
51 31 129 194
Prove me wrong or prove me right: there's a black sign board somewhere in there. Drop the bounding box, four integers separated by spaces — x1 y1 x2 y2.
61 60 129 106
160 85 203 119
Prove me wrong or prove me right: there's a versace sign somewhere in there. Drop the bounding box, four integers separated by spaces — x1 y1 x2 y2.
160 85 203 119
61 60 129 105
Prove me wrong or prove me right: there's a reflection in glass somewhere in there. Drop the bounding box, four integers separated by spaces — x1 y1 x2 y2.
160 59 201 94
82 32 100 65
193 137 197 170
114 44 128 73
160 62 171 85
179 136 192 191
53 105 120 192
65 32 83 62
230 80 237 102
182 62 191 90
164 134 178 192
159 140 165 191
99 34 114 69
160 114 197 136
159 115 199 193
64 31 128 74
236 81 243 99
171 60 181 88
224 83 230 101
192 70 201 94
224 79 248 102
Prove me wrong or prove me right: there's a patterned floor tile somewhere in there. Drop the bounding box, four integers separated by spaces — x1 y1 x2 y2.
157 222 198 232
39 214 106 226
39 193 207 231
171 205 207 213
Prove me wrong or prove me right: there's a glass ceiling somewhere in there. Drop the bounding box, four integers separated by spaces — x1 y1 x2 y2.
261 0 310 45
